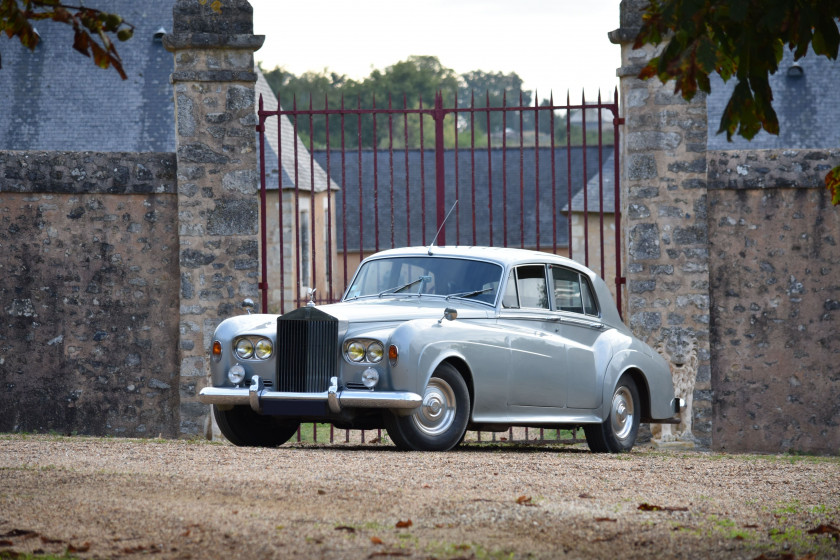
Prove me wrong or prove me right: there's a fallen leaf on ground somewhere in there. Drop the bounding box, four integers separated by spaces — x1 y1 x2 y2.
637 503 688 512
40 536 65 544
395 519 412 528
335 526 356 533
594 517 616 522
578 493 594 499
516 495 535 506
370 536 383 545
67 542 90 553
808 524 840 540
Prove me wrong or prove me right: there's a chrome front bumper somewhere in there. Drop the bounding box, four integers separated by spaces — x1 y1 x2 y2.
198 375 423 414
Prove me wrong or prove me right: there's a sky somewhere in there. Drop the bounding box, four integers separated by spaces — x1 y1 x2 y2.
249 0 622 100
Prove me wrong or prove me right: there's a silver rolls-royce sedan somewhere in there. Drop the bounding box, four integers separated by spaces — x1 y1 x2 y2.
200 246 680 452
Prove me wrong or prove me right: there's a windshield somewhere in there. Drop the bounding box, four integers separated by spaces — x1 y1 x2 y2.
344 256 503 305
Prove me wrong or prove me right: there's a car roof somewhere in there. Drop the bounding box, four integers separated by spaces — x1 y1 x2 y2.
364 246 595 276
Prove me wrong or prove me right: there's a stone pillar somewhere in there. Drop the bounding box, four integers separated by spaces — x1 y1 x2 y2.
163 0 264 435
609 0 712 446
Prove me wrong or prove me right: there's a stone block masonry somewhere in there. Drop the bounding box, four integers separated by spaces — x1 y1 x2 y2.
708 150 840 453
164 0 265 435
0 151 180 436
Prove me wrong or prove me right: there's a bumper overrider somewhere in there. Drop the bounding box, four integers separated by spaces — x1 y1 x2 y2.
199 375 423 414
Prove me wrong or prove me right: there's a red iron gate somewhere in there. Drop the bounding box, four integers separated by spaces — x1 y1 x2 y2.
256 88 624 446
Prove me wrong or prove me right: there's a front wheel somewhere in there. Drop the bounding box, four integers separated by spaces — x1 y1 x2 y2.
385 362 470 451
213 405 299 447
584 374 640 453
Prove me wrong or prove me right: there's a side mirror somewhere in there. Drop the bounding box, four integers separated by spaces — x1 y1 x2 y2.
438 307 458 324
242 298 255 315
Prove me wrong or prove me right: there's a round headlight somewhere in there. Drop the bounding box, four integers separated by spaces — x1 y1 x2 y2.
346 341 366 362
362 367 379 388
228 363 246 385
366 342 384 363
255 338 273 359
235 338 254 359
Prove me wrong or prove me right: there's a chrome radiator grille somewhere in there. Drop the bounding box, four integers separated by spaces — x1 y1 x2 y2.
276 307 338 392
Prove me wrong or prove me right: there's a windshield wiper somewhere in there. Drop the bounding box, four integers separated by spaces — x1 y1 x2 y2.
446 287 493 300
378 275 430 297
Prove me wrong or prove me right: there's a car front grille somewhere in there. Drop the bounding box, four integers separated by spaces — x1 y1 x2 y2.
276 306 338 393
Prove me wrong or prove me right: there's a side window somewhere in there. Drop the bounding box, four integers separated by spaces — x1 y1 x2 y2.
502 270 519 308
515 265 549 309
551 266 599 316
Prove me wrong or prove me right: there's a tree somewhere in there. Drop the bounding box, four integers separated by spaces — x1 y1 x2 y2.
634 0 840 203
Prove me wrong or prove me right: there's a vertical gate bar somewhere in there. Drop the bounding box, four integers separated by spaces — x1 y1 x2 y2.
434 92 446 245
565 92 573 261
518 91 524 249
582 89 589 267
330 423 334 444
454 91 460 244
534 92 541 251
388 95 395 248
550 93 557 253
470 93 477 245
340 95 348 297
502 91 508 247
357 98 364 262
292 95 301 308
313 422 317 442
372 95 380 252
419 96 427 245
403 94 412 246
485 92 494 245
308 95 317 302
613 87 624 318
257 94 269 313
277 101 285 312
325 94 333 302
598 91 605 278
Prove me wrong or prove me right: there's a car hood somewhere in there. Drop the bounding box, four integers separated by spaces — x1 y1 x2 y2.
317 297 493 323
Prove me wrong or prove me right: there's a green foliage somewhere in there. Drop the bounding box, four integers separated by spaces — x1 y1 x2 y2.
260 56 608 151
635 0 840 201
0 0 134 78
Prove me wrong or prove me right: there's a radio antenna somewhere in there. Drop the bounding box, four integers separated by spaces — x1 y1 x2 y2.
428 200 458 255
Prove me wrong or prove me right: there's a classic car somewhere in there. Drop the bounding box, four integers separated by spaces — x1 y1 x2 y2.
199 246 680 452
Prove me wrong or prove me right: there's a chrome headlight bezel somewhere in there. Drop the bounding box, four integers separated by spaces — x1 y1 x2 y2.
343 338 386 364
233 336 273 361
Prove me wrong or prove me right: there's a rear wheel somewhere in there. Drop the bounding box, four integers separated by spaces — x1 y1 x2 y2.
386 362 470 451
213 405 299 447
584 374 640 453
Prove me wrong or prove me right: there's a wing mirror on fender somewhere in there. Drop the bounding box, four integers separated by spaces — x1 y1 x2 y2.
242 298 255 315
438 307 458 324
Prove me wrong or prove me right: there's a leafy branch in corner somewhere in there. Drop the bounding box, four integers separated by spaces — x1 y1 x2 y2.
634 0 840 204
0 0 135 78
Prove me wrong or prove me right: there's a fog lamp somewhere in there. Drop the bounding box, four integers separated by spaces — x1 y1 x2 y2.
228 364 246 385
361 367 379 389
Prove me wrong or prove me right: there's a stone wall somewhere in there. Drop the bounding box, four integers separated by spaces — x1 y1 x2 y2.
708 149 840 453
164 0 264 435
0 151 180 436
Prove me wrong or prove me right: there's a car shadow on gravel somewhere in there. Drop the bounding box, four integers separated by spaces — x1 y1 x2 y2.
285 442 594 454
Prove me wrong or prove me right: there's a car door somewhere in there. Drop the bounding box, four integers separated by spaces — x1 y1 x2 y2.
500 264 568 408
550 265 605 410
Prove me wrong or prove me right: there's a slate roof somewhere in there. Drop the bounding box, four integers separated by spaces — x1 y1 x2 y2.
313 146 606 251
563 152 616 214
707 45 840 150
0 0 175 152
255 72 332 192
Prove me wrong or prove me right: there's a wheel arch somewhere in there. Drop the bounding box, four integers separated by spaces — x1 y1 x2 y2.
441 356 474 414
622 367 651 422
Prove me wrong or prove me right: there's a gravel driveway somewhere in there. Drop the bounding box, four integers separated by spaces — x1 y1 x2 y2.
1 435 838 559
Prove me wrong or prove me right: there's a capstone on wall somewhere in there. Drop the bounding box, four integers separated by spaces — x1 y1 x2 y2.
708 149 840 453
0 151 180 436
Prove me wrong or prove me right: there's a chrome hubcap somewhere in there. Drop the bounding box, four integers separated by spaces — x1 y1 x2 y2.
412 378 456 436
611 386 634 440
